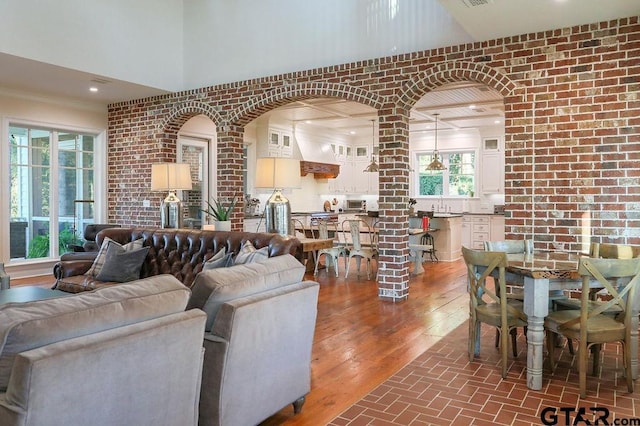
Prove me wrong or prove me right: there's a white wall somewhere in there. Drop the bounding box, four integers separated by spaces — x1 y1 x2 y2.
182 0 472 88
0 0 184 91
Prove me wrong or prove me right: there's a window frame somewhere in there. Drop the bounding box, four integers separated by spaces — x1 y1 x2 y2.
2 117 107 267
414 149 478 198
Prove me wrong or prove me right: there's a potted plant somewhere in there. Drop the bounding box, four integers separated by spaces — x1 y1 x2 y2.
201 194 239 231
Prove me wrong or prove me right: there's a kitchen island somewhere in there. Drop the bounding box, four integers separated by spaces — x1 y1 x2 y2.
410 214 463 262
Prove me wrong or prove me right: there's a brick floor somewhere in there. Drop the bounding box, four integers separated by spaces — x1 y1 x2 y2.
329 323 640 425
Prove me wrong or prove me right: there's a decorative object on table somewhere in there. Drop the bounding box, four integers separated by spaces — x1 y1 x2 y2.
255 157 301 235
363 119 379 173
409 198 417 216
425 113 446 171
201 194 239 232
151 162 193 228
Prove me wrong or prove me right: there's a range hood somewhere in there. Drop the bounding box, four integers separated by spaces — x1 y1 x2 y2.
300 161 340 179
296 135 340 179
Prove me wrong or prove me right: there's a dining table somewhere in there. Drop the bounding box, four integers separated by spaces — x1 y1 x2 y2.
502 250 638 390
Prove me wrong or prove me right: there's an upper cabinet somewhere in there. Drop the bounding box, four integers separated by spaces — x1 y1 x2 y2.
267 129 293 157
481 137 504 194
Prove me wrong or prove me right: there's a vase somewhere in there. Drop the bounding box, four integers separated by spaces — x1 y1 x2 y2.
213 220 231 231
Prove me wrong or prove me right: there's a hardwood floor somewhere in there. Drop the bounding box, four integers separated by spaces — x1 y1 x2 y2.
262 259 469 425
12 258 469 426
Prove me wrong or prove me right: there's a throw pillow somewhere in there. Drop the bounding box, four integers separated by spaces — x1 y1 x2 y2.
203 252 233 270
94 241 149 282
233 240 270 265
86 237 144 277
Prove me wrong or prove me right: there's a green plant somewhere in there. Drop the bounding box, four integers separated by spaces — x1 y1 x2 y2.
27 228 80 259
202 194 239 221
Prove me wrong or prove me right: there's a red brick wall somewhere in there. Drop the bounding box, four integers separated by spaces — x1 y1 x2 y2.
108 17 639 300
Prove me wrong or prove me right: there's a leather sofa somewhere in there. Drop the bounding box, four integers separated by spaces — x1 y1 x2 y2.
0 275 207 426
53 227 303 293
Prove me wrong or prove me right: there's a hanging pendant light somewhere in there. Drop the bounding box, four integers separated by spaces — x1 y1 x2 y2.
363 119 379 172
426 113 446 171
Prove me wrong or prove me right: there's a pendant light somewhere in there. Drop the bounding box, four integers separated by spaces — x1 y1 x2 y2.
363 119 379 172
426 113 446 171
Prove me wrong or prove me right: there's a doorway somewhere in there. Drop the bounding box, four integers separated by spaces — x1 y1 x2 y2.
178 136 210 229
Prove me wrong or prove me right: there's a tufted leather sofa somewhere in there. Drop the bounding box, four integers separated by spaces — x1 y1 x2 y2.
53 227 303 293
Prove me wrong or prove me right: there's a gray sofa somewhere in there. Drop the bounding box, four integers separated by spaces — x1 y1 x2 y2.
0 275 207 426
188 253 319 426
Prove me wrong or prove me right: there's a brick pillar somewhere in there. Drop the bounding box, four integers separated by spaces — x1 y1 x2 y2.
216 124 245 231
377 106 411 301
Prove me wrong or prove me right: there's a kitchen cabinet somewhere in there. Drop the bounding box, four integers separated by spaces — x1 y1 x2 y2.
481 137 503 194
243 217 266 233
462 215 490 249
267 129 292 157
490 215 505 241
462 214 505 249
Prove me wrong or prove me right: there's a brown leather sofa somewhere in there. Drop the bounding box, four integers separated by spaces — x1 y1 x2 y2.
53 227 303 293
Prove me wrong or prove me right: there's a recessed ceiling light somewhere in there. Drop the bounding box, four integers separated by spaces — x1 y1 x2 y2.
494 120 501 124
305 120 312 124
349 131 356 135
468 104 476 109
89 87 98 92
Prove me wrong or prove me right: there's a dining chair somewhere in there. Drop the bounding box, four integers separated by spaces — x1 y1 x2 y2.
292 218 316 268
342 219 378 279
483 239 534 355
311 218 346 277
553 242 640 356
462 246 528 378
544 257 640 398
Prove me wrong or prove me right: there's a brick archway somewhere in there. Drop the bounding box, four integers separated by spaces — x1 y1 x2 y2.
395 61 518 109
229 82 384 127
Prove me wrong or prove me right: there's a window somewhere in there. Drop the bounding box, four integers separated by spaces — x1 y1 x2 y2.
9 125 96 261
416 151 476 197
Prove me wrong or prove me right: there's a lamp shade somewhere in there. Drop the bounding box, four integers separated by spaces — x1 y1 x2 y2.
151 163 193 191
255 158 301 189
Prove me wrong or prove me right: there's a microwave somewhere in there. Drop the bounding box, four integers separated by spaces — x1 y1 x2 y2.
346 200 365 210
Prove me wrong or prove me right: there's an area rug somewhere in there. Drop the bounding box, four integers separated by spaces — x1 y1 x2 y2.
329 322 639 425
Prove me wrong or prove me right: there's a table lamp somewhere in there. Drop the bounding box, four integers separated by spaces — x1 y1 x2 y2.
151 162 193 228
255 157 301 235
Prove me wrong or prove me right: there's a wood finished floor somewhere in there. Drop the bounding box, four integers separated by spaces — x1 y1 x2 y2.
13 258 471 426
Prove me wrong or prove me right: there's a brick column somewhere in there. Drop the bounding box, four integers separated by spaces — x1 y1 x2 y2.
377 106 411 301
216 124 245 231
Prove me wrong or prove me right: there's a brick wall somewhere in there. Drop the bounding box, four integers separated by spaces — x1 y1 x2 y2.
108 16 639 301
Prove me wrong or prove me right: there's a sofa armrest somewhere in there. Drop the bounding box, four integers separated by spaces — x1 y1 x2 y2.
199 280 319 426
53 260 94 279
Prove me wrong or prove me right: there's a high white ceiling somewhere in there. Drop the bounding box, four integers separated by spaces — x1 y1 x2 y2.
0 0 636 132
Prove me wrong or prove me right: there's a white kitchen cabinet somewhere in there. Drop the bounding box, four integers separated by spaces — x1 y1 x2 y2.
481 137 504 194
462 214 491 249
267 129 292 157
243 217 266 233
481 151 503 193
490 215 505 241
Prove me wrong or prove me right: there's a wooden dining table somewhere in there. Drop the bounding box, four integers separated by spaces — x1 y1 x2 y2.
502 250 638 390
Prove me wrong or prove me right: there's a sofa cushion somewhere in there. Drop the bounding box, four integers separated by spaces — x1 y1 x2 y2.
187 254 304 331
86 237 144 277
94 243 149 282
0 274 190 392
203 248 233 271
233 240 269 265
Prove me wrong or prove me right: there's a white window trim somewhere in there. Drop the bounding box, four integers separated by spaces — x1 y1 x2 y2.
1 117 106 276
413 148 478 198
